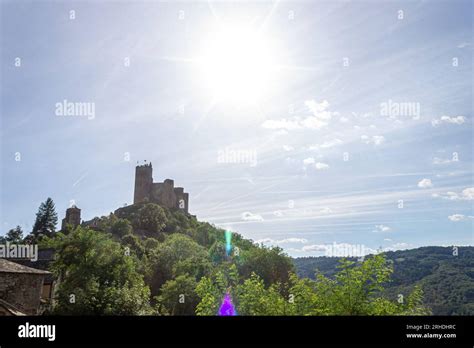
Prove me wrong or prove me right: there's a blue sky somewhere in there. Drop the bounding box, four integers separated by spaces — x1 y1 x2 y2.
1 0 472 256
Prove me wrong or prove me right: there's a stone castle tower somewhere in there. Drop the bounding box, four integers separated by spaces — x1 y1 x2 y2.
133 162 189 213
61 205 81 230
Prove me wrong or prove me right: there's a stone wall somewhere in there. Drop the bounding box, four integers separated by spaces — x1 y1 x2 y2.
61 206 81 230
0 273 45 315
134 163 189 213
133 163 153 204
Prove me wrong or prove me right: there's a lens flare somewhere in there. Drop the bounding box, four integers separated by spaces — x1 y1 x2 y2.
218 293 237 316
225 230 232 256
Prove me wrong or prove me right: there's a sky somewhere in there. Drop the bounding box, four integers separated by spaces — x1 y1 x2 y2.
1 0 472 257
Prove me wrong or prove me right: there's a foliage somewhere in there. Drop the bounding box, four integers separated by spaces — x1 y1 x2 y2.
132 203 167 235
238 245 295 287
195 254 430 316
0 225 24 243
155 275 199 315
147 233 211 296
110 218 133 238
31 198 58 241
294 247 473 315
12 195 442 316
49 226 151 315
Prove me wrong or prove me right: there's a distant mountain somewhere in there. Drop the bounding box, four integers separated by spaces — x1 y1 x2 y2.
293 246 474 315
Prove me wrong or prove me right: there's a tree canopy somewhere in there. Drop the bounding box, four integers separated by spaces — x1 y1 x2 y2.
11 201 434 316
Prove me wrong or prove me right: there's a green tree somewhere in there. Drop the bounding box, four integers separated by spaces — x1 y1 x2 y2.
0 225 24 243
195 254 430 316
287 273 321 315
235 273 287 315
239 246 294 286
31 198 58 240
50 226 151 315
132 203 167 235
195 275 222 316
148 234 211 296
313 255 429 315
121 233 145 259
110 218 133 237
156 275 199 315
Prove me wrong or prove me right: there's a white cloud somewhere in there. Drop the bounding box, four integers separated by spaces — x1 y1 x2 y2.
255 237 308 244
255 238 273 244
432 157 456 165
282 145 294 151
458 42 470 48
241 212 264 221
462 187 474 200
303 157 315 165
315 162 330 170
319 207 332 214
418 178 433 188
261 100 335 131
435 187 474 200
309 139 342 150
372 135 385 145
448 214 473 222
448 214 466 222
431 115 466 127
361 135 385 145
373 224 391 233
339 116 349 123
261 119 301 130
301 244 328 252
320 138 343 148
383 238 393 242
301 116 329 129
305 99 330 118
281 238 308 244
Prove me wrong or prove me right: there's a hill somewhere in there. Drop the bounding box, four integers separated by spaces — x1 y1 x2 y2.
293 246 474 315
18 199 443 315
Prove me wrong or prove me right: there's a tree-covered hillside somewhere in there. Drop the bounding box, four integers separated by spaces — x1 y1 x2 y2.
18 199 431 315
294 246 474 315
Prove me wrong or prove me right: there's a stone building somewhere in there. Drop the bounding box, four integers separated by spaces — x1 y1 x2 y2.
133 163 189 213
0 259 50 315
9 248 56 305
61 205 81 230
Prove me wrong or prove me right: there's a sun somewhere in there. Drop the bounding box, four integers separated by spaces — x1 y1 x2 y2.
195 24 278 105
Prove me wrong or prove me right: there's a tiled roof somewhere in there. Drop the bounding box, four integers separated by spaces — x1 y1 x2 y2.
0 258 50 274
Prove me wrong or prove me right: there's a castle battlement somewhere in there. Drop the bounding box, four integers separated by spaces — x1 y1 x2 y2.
133 163 189 213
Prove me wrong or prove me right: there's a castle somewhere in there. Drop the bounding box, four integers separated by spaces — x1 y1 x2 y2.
61 205 81 230
61 163 190 231
134 162 189 213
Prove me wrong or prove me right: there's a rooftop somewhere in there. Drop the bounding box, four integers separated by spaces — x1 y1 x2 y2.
0 299 26 316
0 258 51 275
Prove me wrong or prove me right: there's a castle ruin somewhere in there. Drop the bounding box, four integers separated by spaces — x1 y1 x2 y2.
61 205 81 230
134 163 189 213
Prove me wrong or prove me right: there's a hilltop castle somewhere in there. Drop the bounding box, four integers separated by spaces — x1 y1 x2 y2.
134 162 189 213
60 163 189 231
61 205 81 230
